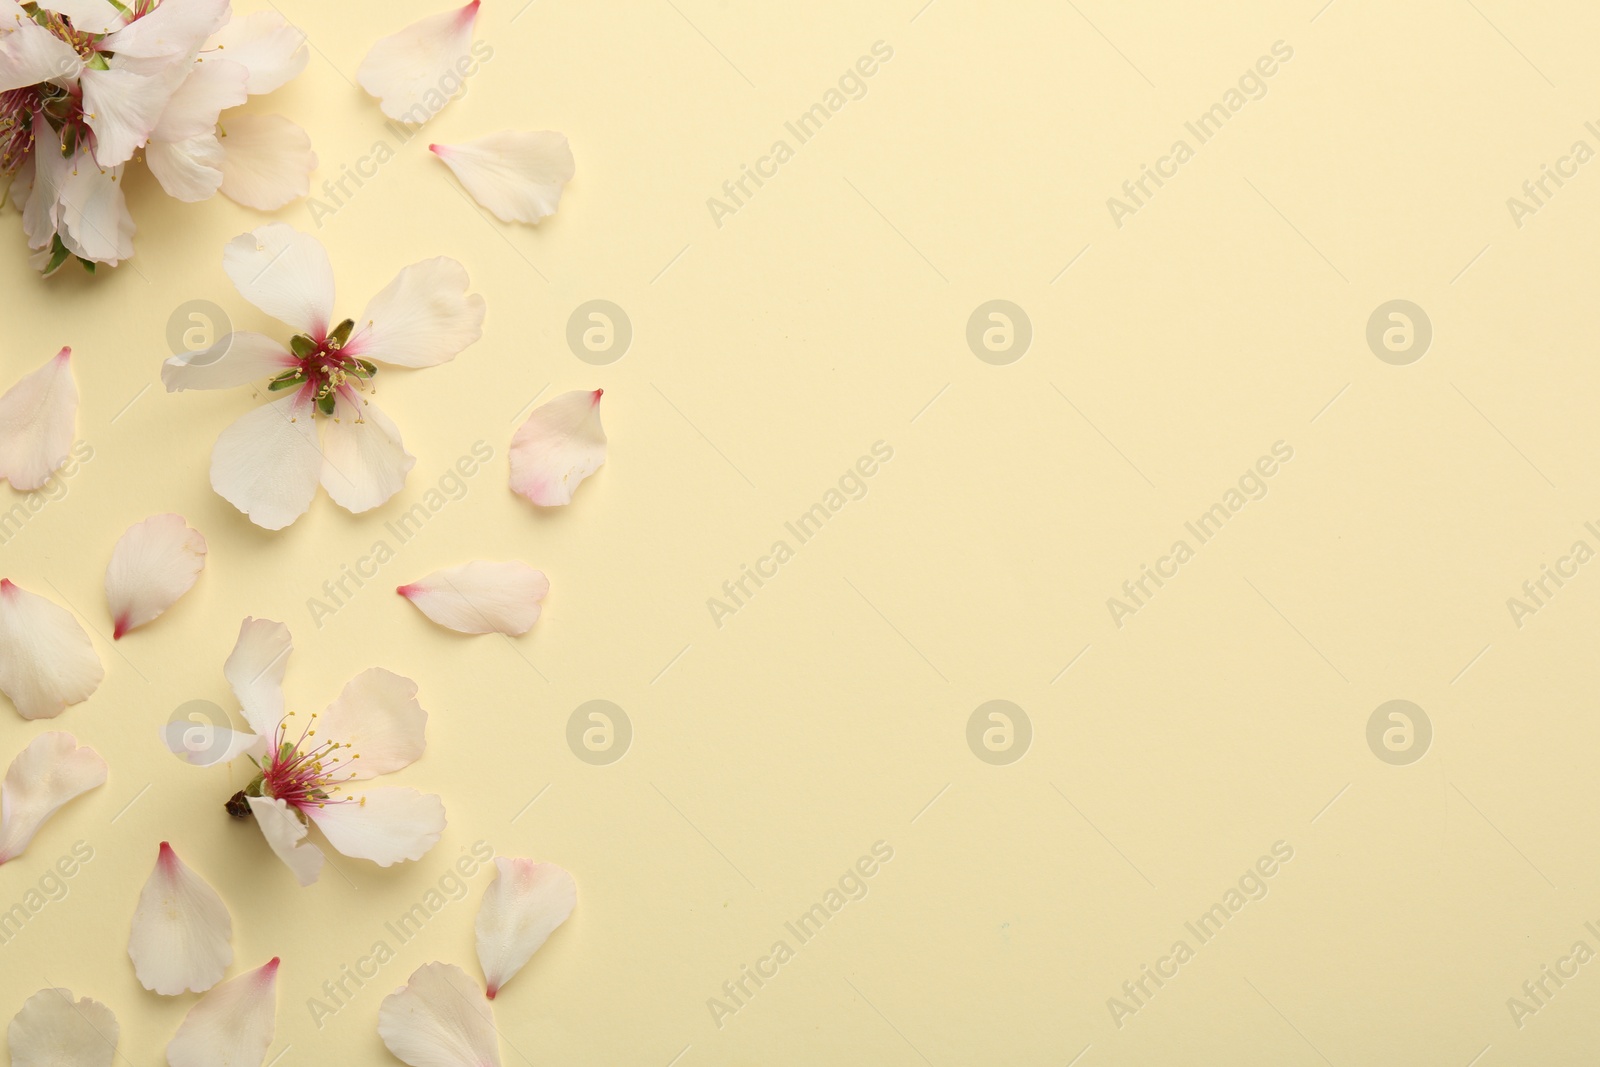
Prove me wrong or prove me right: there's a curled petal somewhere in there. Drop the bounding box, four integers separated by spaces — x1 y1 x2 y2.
165 957 279 1067
378 962 500 1067
319 395 414 514
145 133 225 202
105 514 207 639
430 132 574 225
0 346 76 491
129 842 233 995
80 63 187 167
162 331 296 392
476 858 576 999
209 391 323 530
306 787 444 866
356 1 479 122
509 389 606 507
56 149 134 265
21 115 61 250
219 113 316 211
0 1 83 92
398 561 548 636
6 988 118 1067
0 579 103 720
152 57 249 142
224 617 290 736
206 11 309 95
346 256 484 369
0 732 106 865
246 796 324 887
223 223 335 337
317 668 427 781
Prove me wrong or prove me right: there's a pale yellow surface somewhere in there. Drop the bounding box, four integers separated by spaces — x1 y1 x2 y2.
5 0 1600 1062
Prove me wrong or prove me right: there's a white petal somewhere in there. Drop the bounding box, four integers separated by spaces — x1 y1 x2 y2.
152 56 249 141
21 114 64 251
223 223 334 336
42 0 122 33
161 721 258 767
508 389 606 507
0 732 105 865
163 331 295 391
0 346 76 491
475 858 576 999
307 787 444 866
105 514 207 639
80 63 186 167
6 988 118 1067
9 152 30 211
378 962 500 1067
319 394 414 514
165 957 279 1067
0 580 103 721
128 842 233 995
205 11 307 94
223 617 290 736
104 0 229 64
145 132 225 201
316 668 427 780
399 561 548 636
346 257 484 369
356 1 479 123
56 149 134 265
430 132 573 225
209 391 323 530
219 113 316 211
0 2 83 92
246 795 322 886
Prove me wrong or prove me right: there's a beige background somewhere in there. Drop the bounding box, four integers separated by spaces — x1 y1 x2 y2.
4 0 1600 1062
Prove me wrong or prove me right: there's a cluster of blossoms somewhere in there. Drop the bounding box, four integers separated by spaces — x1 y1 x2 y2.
0 0 312 272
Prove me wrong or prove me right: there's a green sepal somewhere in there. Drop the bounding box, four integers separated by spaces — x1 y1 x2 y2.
41 235 71 277
327 318 355 348
316 391 336 416
75 256 95 274
267 370 305 391
289 334 316 358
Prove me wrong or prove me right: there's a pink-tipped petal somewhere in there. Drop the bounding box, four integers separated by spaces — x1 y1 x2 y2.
222 223 335 337
0 579 103 719
6 988 118 1067
209 390 323 530
509 389 606 506
398 561 549 635
218 113 317 211
346 256 484 368
223 617 291 737
0 732 106 865
104 514 207 639
356 2 479 122
0 347 77 491
128 842 233 995
316 668 427 780
475 858 576 998
431 131 574 224
305 787 444 867
165 958 279 1067
245 795 324 887
378 962 500 1067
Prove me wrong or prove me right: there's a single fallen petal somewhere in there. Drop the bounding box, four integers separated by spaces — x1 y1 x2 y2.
0 347 77 491
129 842 233 995
346 256 484 369
223 223 335 337
318 395 414 514
306 787 444 867
378 962 500 1067
0 579 103 720
209 391 323 530
509 389 606 507
0 732 106 865
165 957 279 1067
245 795 324 887
316 668 427 780
205 11 308 95
356 1 479 123
6 988 118 1067
430 132 574 225
398 561 549 636
105 514 207 639
224 617 290 736
219 113 317 211
476 858 576 999
162 332 297 392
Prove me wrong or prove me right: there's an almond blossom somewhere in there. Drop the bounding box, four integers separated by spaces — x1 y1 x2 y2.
162 223 486 530
1 0 314 273
166 616 446 886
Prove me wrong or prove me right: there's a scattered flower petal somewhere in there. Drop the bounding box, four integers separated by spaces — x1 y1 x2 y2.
105 514 207 639
509 389 606 507
165 957 279 1067
223 223 335 338
317 394 415 514
209 390 323 530
0 579 103 720
476 858 576 999
316 668 427 781
129 842 233 995
356 1 479 123
6 988 118 1067
245 796 323 887
346 256 484 369
378 962 500 1067
218 113 317 211
0 346 76 491
305 787 444 867
430 132 574 225
0 732 106 865
398 561 549 636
